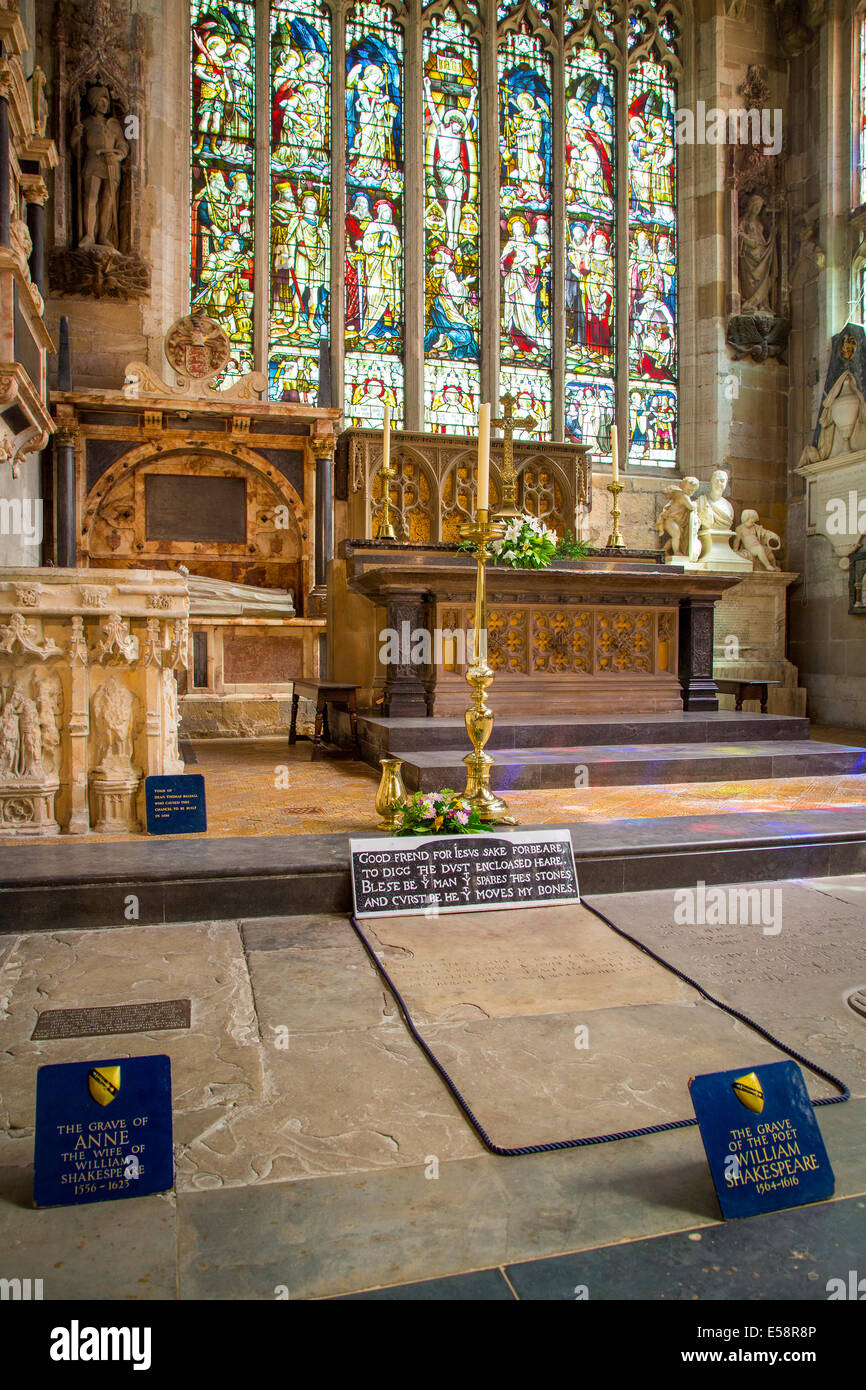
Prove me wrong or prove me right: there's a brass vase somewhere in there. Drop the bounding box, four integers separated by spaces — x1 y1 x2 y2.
375 757 407 832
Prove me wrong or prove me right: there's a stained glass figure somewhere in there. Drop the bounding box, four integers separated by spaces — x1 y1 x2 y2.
565 377 615 452
423 11 480 434
269 0 331 400
499 28 552 434
344 354 402 430
499 367 550 442
564 39 615 453
344 2 405 426
628 384 676 462
627 57 677 465
425 362 479 435
190 0 256 385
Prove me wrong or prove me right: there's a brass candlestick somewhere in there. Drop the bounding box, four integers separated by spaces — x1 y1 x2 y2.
375 456 397 540
607 480 625 548
457 508 516 825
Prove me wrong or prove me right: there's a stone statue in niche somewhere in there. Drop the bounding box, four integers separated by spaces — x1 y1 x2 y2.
738 194 777 315
49 0 150 301
0 699 20 779
656 477 701 561
33 670 64 777
732 510 782 570
91 675 137 768
71 85 129 250
3 683 43 778
725 66 789 365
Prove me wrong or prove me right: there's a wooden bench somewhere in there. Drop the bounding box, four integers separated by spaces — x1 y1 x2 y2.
288 681 360 752
715 679 780 713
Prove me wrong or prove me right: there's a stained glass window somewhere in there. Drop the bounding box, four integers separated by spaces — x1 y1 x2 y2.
190 0 256 386
269 0 331 402
343 1 405 429
189 2 681 464
499 28 553 440
627 57 677 465
423 11 481 434
564 40 615 457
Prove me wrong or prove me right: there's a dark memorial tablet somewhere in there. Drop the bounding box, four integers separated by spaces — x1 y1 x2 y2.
145 773 207 834
34 1054 174 1207
689 1060 834 1220
350 829 579 917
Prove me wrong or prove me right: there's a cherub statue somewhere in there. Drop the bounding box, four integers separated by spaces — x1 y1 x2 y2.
656 476 701 561
732 509 782 570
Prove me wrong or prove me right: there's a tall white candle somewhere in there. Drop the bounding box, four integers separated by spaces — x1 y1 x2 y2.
610 423 619 483
382 403 391 469
477 402 490 511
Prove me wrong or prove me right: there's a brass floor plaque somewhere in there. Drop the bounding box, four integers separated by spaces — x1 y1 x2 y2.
32 999 191 1040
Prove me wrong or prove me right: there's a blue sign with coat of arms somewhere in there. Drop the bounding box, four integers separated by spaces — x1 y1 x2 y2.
688 1060 834 1220
33 1055 174 1207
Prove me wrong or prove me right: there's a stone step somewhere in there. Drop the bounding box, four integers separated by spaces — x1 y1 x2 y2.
3 810 866 928
354 710 811 758
391 739 866 792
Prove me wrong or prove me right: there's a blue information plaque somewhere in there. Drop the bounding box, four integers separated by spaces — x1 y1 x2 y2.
34 1055 174 1207
145 773 206 834
689 1060 834 1220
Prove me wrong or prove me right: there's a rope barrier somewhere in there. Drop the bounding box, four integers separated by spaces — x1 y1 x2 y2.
349 896 849 1157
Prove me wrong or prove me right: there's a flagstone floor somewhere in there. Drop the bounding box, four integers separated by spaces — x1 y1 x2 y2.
1 728 864 846
0 876 864 1299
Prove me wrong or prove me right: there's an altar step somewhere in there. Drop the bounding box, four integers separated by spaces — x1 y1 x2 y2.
392 741 866 791
355 711 812 758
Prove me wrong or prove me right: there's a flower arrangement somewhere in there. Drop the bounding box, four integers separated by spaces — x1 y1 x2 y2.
490 513 559 569
459 513 590 569
393 788 488 836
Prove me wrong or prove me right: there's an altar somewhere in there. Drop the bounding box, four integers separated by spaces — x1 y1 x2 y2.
330 541 742 718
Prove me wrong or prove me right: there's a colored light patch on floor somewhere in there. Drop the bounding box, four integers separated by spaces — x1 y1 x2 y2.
0 736 863 844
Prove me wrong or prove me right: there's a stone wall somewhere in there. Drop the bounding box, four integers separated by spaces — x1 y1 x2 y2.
785 1 866 729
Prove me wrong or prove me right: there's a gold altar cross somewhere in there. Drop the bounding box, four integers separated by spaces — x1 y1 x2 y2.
491 391 537 518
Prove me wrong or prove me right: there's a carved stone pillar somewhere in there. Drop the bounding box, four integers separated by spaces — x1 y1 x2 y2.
21 174 48 297
678 596 719 712
0 86 9 248
382 590 434 718
66 615 90 834
53 425 78 567
312 437 335 593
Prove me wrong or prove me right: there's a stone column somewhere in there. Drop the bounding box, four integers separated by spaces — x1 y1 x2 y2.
678 596 719 712
53 426 78 568
66 617 91 834
0 82 9 249
21 175 48 297
383 590 434 717
311 437 335 592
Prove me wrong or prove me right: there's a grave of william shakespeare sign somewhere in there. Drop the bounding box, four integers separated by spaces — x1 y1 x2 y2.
689 1060 834 1220
33 1055 174 1207
350 829 579 917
